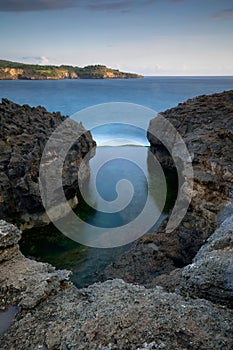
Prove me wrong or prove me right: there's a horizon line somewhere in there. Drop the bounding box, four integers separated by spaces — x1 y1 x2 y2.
144 75 233 77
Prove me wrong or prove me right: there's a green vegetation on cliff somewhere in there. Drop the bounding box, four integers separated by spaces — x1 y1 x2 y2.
0 59 143 80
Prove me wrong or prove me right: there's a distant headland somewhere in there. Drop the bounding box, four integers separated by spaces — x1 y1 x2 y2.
0 59 143 80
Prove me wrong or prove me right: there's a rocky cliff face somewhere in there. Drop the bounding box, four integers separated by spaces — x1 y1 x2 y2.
178 214 233 308
0 60 143 80
0 99 96 229
147 90 233 274
148 91 233 231
0 91 233 349
0 68 24 80
103 91 233 289
0 67 78 80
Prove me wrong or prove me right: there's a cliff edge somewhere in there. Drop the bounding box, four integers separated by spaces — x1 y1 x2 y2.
104 91 233 292
0 98 96 229
0 60 143 80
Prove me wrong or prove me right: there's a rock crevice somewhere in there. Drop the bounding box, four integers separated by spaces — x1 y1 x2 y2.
0 92 233 349
103 91 233 291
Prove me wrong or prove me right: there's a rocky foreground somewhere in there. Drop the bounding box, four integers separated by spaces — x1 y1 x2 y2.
0 220 233 350
0 91 233 349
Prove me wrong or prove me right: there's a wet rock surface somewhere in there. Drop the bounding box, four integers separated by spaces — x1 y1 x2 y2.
0 98 96 229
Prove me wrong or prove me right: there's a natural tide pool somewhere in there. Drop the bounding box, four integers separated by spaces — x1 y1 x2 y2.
20 146 178 288
0 306 18 335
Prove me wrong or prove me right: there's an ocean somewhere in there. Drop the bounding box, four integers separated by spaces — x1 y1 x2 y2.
1 76 233 115
1 76 233 287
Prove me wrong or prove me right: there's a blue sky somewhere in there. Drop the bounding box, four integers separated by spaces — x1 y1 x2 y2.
0 0 233 75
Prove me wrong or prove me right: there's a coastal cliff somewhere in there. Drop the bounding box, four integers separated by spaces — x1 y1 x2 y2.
0 99 96 229
0 60 143 80
0 92 233 349
103 91 233 290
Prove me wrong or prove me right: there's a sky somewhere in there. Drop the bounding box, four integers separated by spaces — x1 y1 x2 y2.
0 0 233 76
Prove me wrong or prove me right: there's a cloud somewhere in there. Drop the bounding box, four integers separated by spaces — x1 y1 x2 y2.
0 0 80 12
0 0 187 13
40 56 49 65
87 1 134 12
21 56 50 65
22 56 41 61
212 8 233 20
87 0 187 12
0 0 135 12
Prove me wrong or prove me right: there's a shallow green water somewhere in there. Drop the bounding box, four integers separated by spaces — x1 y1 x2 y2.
20 146 177 288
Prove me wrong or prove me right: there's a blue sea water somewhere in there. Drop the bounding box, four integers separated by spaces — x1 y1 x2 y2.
2 76 233 287
0 76 233 115
2 76 233 146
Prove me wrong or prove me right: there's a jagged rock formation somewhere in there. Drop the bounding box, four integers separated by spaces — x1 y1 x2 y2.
0 99 96 229
0 220 71 309
148 90 233 234
103 91 233 289
0 220 233 350
178 215 233 308
0 91 233 349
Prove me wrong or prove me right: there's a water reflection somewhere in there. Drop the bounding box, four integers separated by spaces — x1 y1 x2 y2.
0 306 18 335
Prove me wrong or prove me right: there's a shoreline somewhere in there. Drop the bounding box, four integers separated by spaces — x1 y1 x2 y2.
0 60 143 80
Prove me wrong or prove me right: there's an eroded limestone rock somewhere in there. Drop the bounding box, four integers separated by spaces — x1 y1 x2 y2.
0 98 96 229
